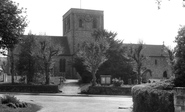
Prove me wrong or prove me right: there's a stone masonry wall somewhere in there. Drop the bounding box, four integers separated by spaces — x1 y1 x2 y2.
143 56 172 79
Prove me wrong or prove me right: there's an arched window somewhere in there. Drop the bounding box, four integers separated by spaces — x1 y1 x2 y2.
93 18 97 28
79 19 83 28
60 59 66 72
163 71 167 78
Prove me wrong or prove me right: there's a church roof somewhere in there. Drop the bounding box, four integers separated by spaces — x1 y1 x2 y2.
34 35 71 56
16 35 71 56
123 44 168 57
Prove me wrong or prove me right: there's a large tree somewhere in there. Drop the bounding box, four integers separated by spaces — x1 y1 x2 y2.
0 0 27 83
77 35 109 86
128 41 146 84
16 34 37 83
94 30 133 84
34 36 62 85
173 26 185 87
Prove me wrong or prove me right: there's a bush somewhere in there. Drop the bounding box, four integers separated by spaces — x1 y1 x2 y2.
112 78 124 87
1 94 20 104
132 80 174 112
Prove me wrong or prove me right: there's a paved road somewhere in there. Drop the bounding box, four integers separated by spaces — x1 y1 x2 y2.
2 94 132 112
0 80 133 112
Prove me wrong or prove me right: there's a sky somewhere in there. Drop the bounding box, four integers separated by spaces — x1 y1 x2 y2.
13 0 185 48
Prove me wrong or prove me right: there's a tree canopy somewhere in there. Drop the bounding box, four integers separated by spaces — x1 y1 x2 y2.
0 0 27 49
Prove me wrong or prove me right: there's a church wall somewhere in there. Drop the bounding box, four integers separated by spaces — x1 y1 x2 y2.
143 56 172 79
53 56 73 78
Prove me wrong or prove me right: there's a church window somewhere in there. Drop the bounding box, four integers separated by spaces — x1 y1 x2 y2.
79 19 83 28
93 18 97 28
163 71 167 78
155 59 157 65
60 59 66 72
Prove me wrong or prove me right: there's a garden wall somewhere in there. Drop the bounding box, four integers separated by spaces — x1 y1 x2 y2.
174 87 185 112
132 84 174 112
0 85 59 93
88 86 132 95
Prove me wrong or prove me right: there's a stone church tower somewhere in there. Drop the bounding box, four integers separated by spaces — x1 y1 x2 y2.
63 8 104 54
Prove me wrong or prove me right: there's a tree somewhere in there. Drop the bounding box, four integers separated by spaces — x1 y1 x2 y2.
0 0 27 83
93 29 133 84
155 0 185 9
173 26 185 87
77 36 109 86
165 46 175 75
16 34 37 83
34 36 62 85
128 41 146 84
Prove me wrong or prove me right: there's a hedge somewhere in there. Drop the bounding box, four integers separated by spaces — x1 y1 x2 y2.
132 80 174 112
0 85 59 93
87 86 132 95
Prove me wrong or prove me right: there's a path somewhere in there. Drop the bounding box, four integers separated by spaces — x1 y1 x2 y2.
59 79 81 95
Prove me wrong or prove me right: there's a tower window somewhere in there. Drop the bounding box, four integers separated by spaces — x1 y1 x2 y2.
155 59 157 65
60 59 66 72
79 19 83 28
93 18 97 28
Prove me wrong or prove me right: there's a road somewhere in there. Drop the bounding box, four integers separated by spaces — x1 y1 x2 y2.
7 94 132 112
0 79 133 112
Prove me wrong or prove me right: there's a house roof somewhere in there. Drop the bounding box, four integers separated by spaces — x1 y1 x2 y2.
123 44 168 57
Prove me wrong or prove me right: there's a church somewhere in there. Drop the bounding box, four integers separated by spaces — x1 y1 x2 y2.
36 8 104 79
20 8 172 80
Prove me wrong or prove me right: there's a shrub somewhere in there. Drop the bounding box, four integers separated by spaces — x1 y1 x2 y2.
112 78 124 87
132 80 174 112
1 94 20 104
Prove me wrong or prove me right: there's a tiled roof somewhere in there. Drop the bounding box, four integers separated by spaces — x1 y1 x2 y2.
123 44 168 57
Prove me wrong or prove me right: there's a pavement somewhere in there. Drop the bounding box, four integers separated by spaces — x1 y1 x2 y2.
0 79 133 112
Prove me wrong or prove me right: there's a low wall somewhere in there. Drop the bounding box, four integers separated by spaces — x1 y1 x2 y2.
174 87 185 112
88 86 132 95
0 85 59 93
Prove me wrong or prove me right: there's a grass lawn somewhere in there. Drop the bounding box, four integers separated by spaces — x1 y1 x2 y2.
0 103 41 112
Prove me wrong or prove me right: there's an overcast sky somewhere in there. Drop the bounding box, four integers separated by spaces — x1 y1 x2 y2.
13 0 185 48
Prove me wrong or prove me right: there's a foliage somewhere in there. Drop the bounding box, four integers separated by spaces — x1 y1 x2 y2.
1 94 20 104
77 32 109 86
0 0 28 84
174 26 185 87
112 78 124 87
95 29 133 84
165 46 175 74
128 41 146 84
0 0 27 49
73 57 92 83
16 34 37 83
34 36 63 84
132 80 174 112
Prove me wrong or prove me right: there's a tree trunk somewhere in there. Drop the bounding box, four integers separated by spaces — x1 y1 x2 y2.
10 48 14 84
137 66 141 84
92 71 97 86
45 63 50 85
